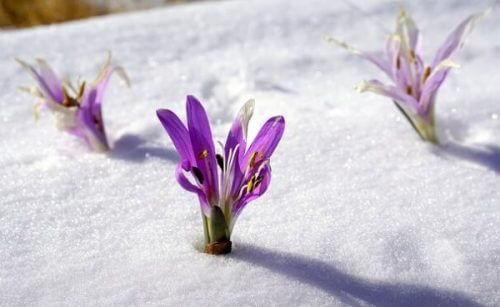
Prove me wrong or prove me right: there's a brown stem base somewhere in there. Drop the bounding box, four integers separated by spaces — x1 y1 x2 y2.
204 240 232 255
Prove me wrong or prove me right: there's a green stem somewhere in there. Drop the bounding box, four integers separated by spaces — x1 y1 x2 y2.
202 211 209 245
207 206 230 243
203 206 232 255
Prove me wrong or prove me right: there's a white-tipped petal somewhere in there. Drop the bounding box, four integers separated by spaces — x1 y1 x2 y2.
435 59 461 70
238 99 255 141
327 37 362 55
356 79 420 113
19 85 44 98
432 9 489 67
114 66 131 87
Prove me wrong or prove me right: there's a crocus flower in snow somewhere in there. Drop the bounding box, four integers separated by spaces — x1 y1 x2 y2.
157 96 285 255
330 7 487 143
17 54 128 151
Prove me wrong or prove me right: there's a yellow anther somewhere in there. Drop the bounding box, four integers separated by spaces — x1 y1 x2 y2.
198 150 209 159
246 177 255 194
248 151 258 167
421 67 432 84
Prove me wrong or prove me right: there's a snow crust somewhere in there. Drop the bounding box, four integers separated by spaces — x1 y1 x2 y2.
1 0 499 305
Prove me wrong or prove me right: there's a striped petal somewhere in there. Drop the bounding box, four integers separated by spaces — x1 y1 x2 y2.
231 164 272 230
77 87 109 151
157 109 194 164
186 95 219 205
356 79 420 114
419 59 460 113
432 10 488 68
243 116 285 170
175 162 210 214
225 99 254 160
328 37 392 78
17 58 64 103
395 7 421 56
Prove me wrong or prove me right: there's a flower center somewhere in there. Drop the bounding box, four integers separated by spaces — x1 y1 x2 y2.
62 88 79 107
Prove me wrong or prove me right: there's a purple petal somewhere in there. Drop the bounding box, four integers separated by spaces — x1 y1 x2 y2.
229 146 245 198
357 79 420 114
35 59 65 103
186 95 219 205
394 8 427 96
396 8 421 54
77 88 109 151
419 61 456 113
231 164 272 226
225 120 244 157
93 68 113 108
361 52 393 78
432 11 486 68
224 100 256 199
328 37 392 78
157 109 194 163
397 54 424 99
92 62 128 108
243 115 285 168
17 59 64 103
225 99 254 159
386 35 402 83
175 162 210 214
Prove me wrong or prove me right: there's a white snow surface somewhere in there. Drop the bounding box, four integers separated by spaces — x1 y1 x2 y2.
1 0 500 306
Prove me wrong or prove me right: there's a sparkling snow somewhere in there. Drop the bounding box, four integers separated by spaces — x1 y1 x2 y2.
1 0 499 306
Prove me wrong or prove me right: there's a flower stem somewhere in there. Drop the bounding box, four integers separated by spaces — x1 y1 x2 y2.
394 101 438 144
202 206 232 255
202 211 209 245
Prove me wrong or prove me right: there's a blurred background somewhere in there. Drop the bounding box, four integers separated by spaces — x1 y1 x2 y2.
0 0 205 28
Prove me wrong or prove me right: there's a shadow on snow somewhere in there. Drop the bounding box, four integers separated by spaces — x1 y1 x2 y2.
437 142 500 174
231 244 483 307
110 134 178 163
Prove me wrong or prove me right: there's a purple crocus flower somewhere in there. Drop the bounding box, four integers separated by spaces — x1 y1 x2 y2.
331 7 487 143
157 96 285 254
17 54 128 152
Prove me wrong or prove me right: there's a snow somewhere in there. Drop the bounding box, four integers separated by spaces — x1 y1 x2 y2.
1 0 499 305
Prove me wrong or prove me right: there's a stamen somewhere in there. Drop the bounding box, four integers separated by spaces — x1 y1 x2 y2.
192 167 204 184
62 87 79 107
220 144 240 204
246 176 255 193
406 85 413 96
409 50 416 63
198 150 209 159
77 81 86 99
396 57 401 70
248 151 258 168
62 88 71 107
421 66 432 84
216 154 224 170
254 175 263 188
